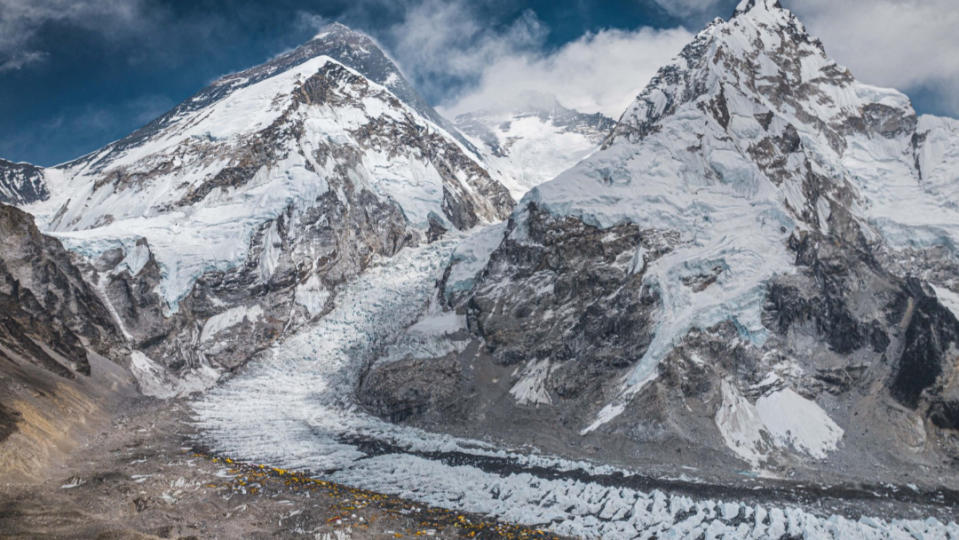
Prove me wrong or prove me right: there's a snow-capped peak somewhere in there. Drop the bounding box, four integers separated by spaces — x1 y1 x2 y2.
311 21 354 40
29 23 512 312
733 0 784 17
454 92 615 199
300 22 476 152
453 0 959 467
610 0 843 151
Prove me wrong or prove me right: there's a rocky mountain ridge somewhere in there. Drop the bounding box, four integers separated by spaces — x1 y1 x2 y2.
358 0 959 484
20 23 513 396
0 203 134 479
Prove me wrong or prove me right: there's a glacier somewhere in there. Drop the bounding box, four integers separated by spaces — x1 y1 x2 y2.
192 228 959 539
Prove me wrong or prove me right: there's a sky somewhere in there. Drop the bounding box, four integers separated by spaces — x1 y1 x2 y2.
1 0 958 166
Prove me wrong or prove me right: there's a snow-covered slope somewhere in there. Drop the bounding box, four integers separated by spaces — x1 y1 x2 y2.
454 94 615 199
0 159 48 205
193 230 959 539
23 23 513 393
360 0 959 484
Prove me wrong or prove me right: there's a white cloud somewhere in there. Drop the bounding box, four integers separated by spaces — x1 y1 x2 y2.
788 0 959 115
429 0 959 119
441 27 693 118
387 0 547 102
386 0 692 119
0 50 47 72
0 0 146 71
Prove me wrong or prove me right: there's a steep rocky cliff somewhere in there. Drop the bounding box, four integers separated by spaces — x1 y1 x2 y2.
0 203 133 480
359 0 959 483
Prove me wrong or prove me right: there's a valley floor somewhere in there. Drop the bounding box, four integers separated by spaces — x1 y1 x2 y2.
0 398 558 539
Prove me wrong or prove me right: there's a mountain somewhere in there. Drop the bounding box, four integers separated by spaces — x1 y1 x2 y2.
454 93 615 199
24 23 514 395
6 5 959 537
359 0 959 485
0 203 133 480
0 159 48 205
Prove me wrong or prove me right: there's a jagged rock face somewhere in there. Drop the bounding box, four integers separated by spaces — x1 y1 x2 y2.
763 230 959 428
0 204 128 460
464 203 660 399
358 355 462 423
890 280 959 416
455 96 615 199
25 25 512 394
0 159 47 205
360 0 959 479
90 160 414 379
0 204 122 378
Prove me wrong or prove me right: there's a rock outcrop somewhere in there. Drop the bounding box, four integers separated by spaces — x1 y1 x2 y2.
0 203 133 480
0 159 47 205
359 0 959 484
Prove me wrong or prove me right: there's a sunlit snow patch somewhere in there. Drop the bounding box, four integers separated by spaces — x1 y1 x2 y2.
756 387 844 459
509 359 552 406
716 379 843 466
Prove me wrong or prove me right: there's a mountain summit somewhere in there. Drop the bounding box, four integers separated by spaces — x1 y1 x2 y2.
360 0 959 485
733 0 783 16
455 92 616 199
23 23 513 396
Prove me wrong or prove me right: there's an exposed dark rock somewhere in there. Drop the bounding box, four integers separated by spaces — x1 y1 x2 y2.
0 204 124 378
0 402 20 444
464 203 658 398
929 400 959 431
357 356 462 423
812 365 868 395
890 278 959 408
0 159 47 205
426 213 448 243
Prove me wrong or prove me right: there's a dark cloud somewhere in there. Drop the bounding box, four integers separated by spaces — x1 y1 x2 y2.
0 0 149 71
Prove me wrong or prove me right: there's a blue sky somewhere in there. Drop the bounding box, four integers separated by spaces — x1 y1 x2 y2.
1 0 956 166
